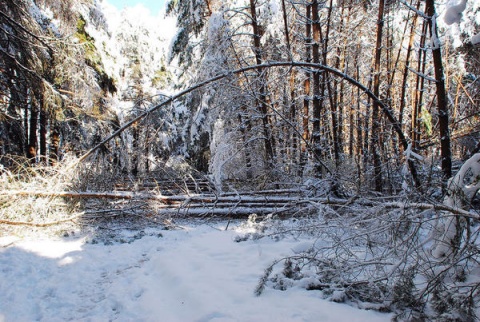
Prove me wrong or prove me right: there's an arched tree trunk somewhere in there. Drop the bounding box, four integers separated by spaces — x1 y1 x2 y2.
76 61 420 186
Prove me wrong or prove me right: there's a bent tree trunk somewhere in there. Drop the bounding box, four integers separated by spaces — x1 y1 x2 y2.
432 153 480 260
75 61 419 184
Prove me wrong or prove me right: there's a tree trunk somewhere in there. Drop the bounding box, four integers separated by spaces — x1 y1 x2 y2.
399 0 421 136
28 96 38 163
4 92 25 156
311 0 323 176
289 71 298 173
324 0 340 171
412 21 428 151
281 0 298 172
132 121 139 176
50 129 60 166
239 106 253 179
281 0 291 56
371 0 386 192
249 0 275 166
22 92 29 156
300 3 312 176
39 107 47 162
336 4 349 161
425 0 452 180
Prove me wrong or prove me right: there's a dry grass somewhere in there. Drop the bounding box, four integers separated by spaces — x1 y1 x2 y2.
0 154 172 238
0 155 86 237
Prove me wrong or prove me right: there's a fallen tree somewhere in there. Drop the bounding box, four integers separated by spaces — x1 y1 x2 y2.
2 187 479 224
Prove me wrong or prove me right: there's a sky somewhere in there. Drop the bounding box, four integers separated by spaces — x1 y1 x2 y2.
106 0 167 15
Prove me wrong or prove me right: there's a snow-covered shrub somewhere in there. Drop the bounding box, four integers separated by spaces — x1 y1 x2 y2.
234 214 275 242
430 282 476 321
391 267 425 321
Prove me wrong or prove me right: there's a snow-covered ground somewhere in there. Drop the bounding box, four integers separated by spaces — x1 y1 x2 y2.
0 221 391 321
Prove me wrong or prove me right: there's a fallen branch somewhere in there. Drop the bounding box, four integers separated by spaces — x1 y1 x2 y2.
0 190 138 199
0 189 321 204
0 213 82 227
155 206 296 216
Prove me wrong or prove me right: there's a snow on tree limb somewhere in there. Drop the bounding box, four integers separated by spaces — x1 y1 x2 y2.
471 33 480 45
443 0 467 25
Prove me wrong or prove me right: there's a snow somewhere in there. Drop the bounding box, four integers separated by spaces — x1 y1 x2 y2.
93 0 177 98
0 222 391 321
472 33 480 45
443 0 467 25
28 0 61 36
440 0 480 48
430 15 441 50
404 143 423 162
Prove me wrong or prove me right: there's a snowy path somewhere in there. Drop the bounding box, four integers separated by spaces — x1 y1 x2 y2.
0 223 391 321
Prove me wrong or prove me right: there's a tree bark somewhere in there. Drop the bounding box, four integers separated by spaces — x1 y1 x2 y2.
238 106 253 178
281 0 291 56
300 3 312 176
399 0 420 136
39 107 47 161
281 0 298 172
132 121 139 176
425 0 452 180
311 0 323 176
324 0 340 171
249 0 275 165
28 96 38 163
412 21 428 151
50 129 60 165
371 0 386 192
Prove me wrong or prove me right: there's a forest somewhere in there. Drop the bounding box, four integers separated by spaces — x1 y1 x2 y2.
1 0 480 320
